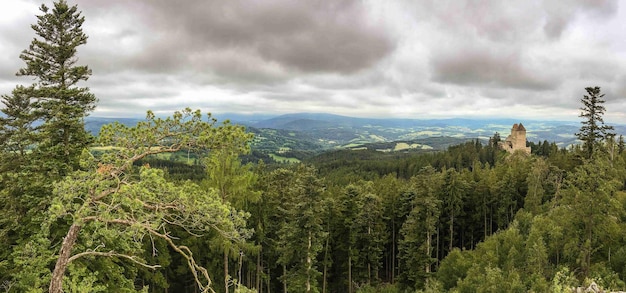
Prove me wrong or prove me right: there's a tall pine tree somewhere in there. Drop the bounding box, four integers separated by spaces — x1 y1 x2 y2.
17 0 96 176
576 86 613 159
0 0 96 285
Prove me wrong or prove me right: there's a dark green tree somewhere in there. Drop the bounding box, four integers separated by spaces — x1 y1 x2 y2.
0 0 96 283
338 183 367 293
397 168 441 290
376 174 403 283
441 169 470 253
576 86 614 159
276 165 327 293
352 182 386 286
18 0 96 176
0 87 38 246
558 159 621 278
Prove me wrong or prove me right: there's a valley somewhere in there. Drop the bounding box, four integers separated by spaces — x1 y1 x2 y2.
87 112 626 163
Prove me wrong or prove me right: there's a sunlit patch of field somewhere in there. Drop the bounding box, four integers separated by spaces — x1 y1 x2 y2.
393 142 424 151
342 143 364 148
269 153 300 163
368 134 386 142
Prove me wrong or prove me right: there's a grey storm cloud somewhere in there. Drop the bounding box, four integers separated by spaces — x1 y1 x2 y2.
430 47 557 91
415 0 621 105
79 0 394 79
542 0 618 38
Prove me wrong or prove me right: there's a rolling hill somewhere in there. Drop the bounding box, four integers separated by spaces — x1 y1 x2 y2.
85 113 626 162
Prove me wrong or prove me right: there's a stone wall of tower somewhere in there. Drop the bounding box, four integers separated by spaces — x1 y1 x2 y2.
499 123 531 154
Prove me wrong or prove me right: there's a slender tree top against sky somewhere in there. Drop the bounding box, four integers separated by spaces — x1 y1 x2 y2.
1 1 626 122
576 86 615 159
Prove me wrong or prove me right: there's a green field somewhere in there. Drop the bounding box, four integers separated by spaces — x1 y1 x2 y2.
269 153 300 163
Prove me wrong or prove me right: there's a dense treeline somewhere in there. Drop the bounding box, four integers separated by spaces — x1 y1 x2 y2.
3 1 626 292
82 129 626 293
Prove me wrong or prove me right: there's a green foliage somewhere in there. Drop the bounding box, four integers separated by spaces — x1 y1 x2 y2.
436 248 472 290
416 279 444 293
441 168 470 253
276 165 327 292
18 0 97 177
9 109 252 292
589 263 626 291
557 158 621 278
397 167 441 289
456 265 524 293
204 148 260 207
0 1 97 285
549 267 578 293
234 284 257 293
65 264 107 293
0 86 37 157
355 283 401 293
576 86 614 159
202 145 259 293
10 236 53 291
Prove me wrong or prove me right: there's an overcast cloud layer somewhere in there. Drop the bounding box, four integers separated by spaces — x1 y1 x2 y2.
1 0 625 122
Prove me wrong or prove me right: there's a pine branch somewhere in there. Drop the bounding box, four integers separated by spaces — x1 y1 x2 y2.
67 251 161 270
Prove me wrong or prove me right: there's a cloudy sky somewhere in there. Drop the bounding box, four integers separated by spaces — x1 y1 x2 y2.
1 0 625 122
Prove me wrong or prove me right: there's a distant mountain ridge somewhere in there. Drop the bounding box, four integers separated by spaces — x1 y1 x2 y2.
85 113 626 160
247 112 582 130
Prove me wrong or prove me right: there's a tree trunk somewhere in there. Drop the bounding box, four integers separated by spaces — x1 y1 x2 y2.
449 212 454 252
348 251 352 293
436 225 440 267
267 265 271 293
484 200 487 238
367 225 371 285
306 231 312 293
323 228 329 293
238 251 243 287
391 217 395 284
49 223 82 293
426 231 431 274
224 250 229 293
257 247 262 292
248 267 252 292
283 265 287 293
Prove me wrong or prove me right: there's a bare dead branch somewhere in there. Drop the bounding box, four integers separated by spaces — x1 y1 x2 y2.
68 251 161 270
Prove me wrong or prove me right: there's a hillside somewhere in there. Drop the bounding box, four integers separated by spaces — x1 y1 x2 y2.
86 113 626 163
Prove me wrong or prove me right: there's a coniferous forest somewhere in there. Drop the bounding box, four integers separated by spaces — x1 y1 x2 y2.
3 1 626 293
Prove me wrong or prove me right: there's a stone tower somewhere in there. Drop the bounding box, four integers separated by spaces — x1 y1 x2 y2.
499 123 531 154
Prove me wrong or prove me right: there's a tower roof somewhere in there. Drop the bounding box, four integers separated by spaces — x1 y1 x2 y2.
517 123 526 131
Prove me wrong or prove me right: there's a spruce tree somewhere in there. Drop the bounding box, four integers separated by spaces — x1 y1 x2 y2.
397 169 441 290
0 0 96 284
276 165 327 293
576 86 614 159
17 0 96 176
0 0 95 235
